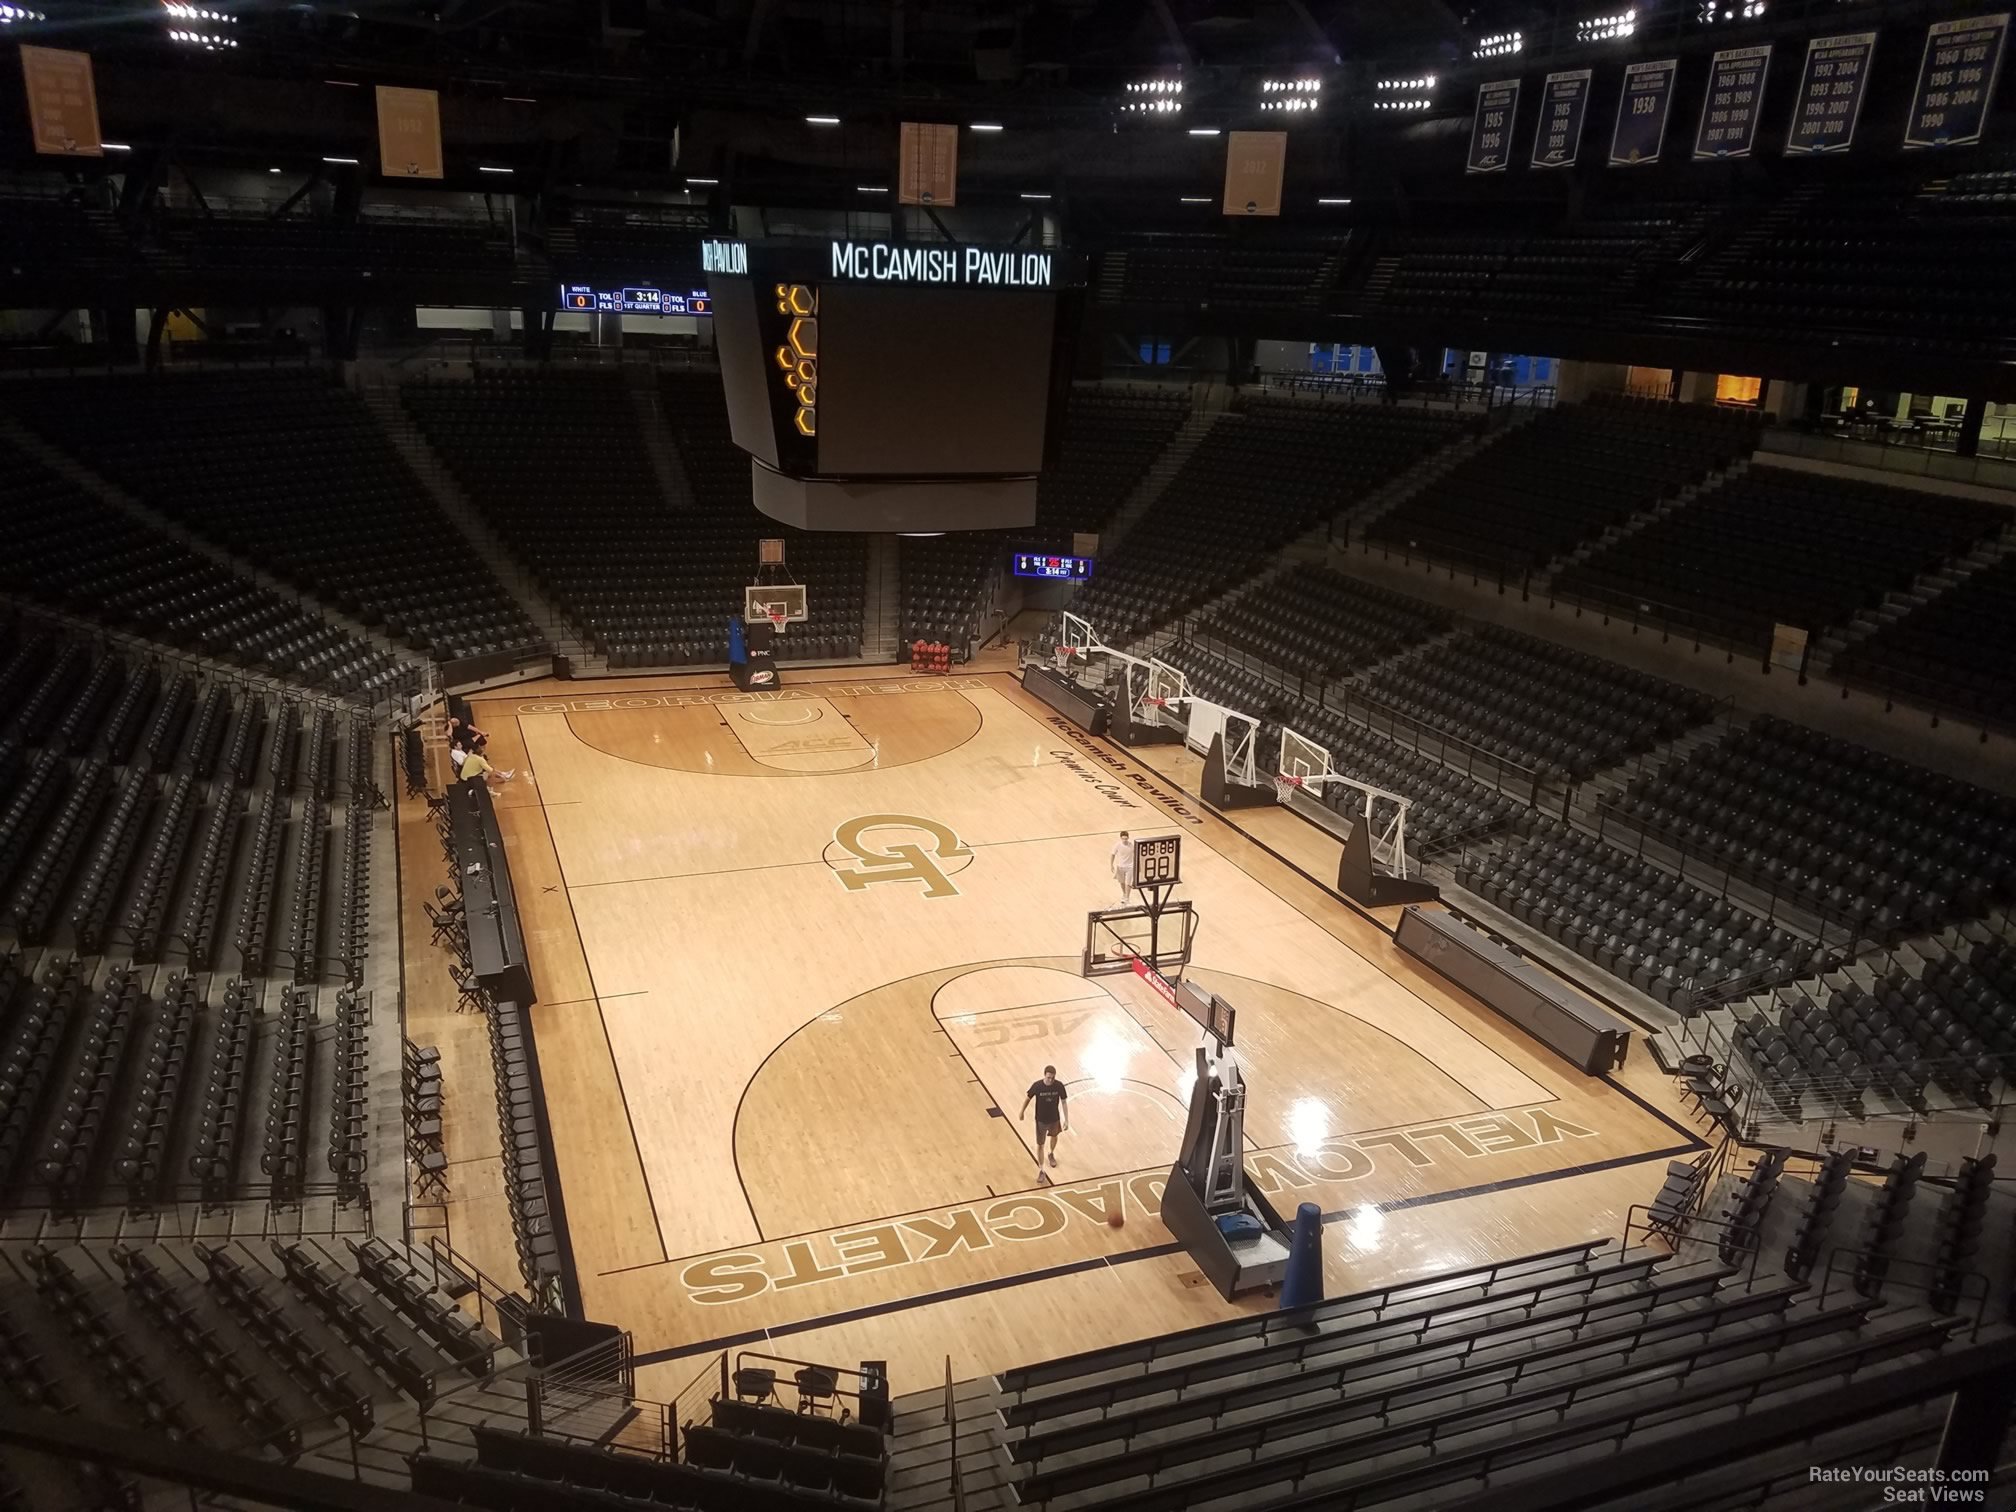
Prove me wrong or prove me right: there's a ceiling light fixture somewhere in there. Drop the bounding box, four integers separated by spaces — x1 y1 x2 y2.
1019 192 1053 200
1576 9 1637 41
1179 195 1210 203
1317 196 1352 205
1188 127 1221 136
805 114 841 126
687 176 719 186
1472 31 1523 58
856 184 888 194
478 165 512 174
322 155 359 165
970 122 1004 132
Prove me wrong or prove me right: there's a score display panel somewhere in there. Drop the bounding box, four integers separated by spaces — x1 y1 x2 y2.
1013 552 1094 582
560 284 712 317
1134 833 1182 887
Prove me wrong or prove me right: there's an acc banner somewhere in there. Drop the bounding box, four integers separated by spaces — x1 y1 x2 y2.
1532 70 1592 168
1467 79 1521 173
1786 33 1876 155
1694 45 1772 159
1610 58 1677 166
1904 13 2009 149
376 85 443 179
19 46 102 158
899 122 959 207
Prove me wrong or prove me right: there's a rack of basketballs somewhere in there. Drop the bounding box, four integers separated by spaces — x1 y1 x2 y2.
909 639 954 674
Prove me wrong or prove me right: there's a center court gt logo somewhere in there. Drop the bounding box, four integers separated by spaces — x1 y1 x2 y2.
829 814 972 899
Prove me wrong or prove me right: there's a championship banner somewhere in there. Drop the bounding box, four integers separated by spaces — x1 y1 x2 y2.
1532 69 1592 169
899 122 959 206
1223 131 1286 216
376 85 444 180
20 46 103 158
1467 79 1520 174
1786 33 1876 155
1610 58 1677 166
1694 44 1772 159
1904 13 2008 149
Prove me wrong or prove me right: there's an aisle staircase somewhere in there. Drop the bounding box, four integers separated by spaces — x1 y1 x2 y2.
1341 412 1531 537
0 416 412 671
1539 456 1750 590
356 383 586 666
620 365 696 507
864 533 902 662
1815 516 2016 675
1102 409 1225 551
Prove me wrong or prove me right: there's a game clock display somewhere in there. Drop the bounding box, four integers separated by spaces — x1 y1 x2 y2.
1013 553 1094 582
559 284 712 317
1133 834 1182 887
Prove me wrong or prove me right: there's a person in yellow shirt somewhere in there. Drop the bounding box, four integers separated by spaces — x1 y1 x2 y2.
458 738 513 788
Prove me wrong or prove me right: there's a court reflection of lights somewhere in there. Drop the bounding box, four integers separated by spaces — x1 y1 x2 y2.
1343 1204 1385 1251
1080 1025 1132 1093
1286 1097 1330 1158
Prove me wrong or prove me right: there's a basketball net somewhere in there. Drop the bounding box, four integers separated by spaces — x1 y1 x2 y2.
767 611 789 635
1053 645 1078 676
1272 772 1304 805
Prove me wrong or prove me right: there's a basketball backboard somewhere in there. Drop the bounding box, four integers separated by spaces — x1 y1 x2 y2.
744 583 808 624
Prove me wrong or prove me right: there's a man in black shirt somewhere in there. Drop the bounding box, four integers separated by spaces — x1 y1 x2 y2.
1020 1065 1070 1184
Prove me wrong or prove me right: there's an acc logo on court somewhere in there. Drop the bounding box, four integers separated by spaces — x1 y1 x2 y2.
829 814 972 899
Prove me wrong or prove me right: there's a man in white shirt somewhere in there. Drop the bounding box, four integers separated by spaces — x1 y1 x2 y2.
1110 830 1135 903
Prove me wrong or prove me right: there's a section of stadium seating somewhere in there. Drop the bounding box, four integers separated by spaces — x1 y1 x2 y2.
1600 715 2016 942
989 1233 1977 1510
1356 623 1717 784
400 367 661 635
1 370 540 664
1034 387 1190 539
1097 233 1351 310
550 204 710 287
1070 398 1472 643
1730 937 2015 1125
1456 815 1828 1013
0 435 419 704
1556 465 2009 653
1366 199 1717 324
159 208 515 278
899 534 1004 657
1671 159 2016 359
1364 394 1762 574
401 367 867 666
415 1392 890 1510
0 1233 508 1505
616 370 867 666
0 612 388 1215
1190 562 1451 685
1166 642 1523 854
1830 553 2016 733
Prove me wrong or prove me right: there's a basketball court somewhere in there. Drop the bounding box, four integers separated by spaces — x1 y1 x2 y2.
407 662 1710 1400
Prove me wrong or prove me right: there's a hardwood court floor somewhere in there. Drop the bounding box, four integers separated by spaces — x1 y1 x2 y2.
432 667 1710 1399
